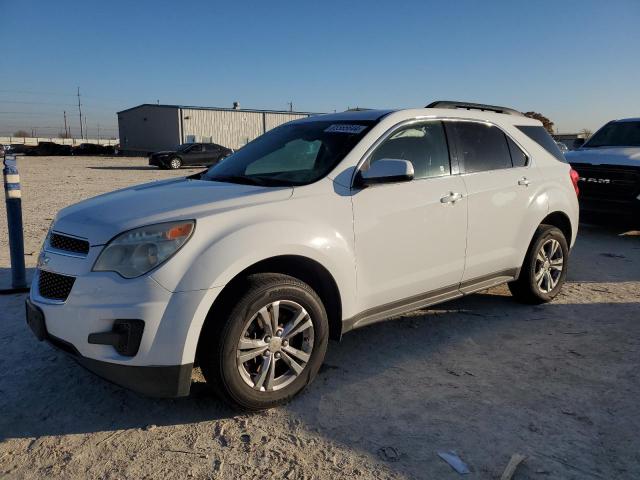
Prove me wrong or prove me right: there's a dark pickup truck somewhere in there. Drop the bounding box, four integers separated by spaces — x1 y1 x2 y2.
565 118 640 220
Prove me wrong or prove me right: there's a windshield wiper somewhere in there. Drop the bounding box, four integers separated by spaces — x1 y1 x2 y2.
205 175 269 186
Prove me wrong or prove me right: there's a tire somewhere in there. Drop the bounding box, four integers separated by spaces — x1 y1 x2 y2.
169 157 182 169
199 273 329 410
508 224 569 304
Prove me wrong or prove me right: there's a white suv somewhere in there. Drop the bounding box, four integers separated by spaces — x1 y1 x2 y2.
26 101 580 410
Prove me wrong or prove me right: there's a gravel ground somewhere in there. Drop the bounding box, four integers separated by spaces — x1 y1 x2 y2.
1 156 639 479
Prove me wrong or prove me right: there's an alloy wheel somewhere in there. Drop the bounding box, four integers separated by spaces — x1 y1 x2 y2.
236 300 314 392
534 238 564 293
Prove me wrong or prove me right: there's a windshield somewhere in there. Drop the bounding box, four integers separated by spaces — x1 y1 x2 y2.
584 121 640 148
201 120 375 186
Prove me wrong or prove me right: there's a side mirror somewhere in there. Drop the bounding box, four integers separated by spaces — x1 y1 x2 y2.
357 159 414 187
573 138 586 149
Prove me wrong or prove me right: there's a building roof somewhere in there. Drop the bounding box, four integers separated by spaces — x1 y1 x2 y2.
117 103 318 116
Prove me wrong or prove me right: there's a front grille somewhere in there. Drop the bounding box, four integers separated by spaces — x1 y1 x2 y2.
570 163 640 201
38 270 76 301
49 233 90 255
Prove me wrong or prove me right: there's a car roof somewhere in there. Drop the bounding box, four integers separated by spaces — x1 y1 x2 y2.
612 117 640 123
296 107 540 127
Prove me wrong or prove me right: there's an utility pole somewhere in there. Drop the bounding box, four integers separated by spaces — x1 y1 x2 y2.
77 87 83 139
63 111 68 138
97 123 100 141
288 101 293 112
84 116 88 140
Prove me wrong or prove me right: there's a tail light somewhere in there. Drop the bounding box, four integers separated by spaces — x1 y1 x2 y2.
569 168 580 196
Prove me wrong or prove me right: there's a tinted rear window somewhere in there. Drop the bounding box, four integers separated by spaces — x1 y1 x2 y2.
516 125 566 162
448 122 512 173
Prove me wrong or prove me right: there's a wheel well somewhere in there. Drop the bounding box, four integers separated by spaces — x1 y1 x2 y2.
197 255 343 360
541 211 572 242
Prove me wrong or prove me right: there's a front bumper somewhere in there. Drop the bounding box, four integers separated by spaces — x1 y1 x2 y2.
148 155 169 167
27 297 192 396
570 162 640 216
28 250 221 396
577 196 640 216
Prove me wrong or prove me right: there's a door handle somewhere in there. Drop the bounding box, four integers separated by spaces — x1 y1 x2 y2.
440 192 464 204
518 177 530 187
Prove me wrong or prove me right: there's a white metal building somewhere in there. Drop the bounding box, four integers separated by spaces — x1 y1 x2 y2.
117 104 314 154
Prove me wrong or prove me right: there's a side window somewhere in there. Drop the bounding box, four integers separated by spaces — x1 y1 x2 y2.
368 121 450 179
449 122 512 173
507 137 528 167
189 144 203 153
516 125 566 163
204 144 219 152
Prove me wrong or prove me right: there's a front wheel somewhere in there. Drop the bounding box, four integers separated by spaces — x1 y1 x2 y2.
199 273 329 410
508 225 569 304
169 157 182 169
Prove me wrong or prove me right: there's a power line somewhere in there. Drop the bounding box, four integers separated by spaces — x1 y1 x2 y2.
0 89 77 97
77 86 83 139
0 123 117 129
0 100 77 106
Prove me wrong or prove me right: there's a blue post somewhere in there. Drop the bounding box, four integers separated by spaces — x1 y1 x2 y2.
3 154 27 289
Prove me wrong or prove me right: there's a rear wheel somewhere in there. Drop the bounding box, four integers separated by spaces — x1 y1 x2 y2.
508 225 569 304
199 274 328 410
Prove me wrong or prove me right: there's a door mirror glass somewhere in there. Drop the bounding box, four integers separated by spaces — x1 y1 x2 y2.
358 159 414 186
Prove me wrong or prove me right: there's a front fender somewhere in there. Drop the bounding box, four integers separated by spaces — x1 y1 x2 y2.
151 218 356 298
153 219 356 366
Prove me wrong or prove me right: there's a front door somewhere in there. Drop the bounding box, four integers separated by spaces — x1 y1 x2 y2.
184 144 205 165
352 120 468 312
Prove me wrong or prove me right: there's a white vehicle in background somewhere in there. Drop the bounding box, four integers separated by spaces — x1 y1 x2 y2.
26 101 580 410
565 118 640 217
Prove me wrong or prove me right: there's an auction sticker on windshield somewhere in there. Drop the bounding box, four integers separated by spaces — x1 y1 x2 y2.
324 124 368 134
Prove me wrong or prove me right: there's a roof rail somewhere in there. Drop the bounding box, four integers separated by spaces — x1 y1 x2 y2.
426 101 525 117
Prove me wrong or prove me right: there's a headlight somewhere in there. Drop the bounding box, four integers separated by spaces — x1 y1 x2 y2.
93 220 195 278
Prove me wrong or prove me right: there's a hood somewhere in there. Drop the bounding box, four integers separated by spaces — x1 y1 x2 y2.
565 147 640 167
53 178 293 245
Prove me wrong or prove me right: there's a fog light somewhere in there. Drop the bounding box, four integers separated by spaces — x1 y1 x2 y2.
88 319 145 356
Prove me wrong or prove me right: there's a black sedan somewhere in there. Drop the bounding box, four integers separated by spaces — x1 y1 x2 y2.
149 143 233 169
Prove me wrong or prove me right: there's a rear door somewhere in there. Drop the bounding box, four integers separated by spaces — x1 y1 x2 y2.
203 144 223 165
352 120 468 310
446 121 540 283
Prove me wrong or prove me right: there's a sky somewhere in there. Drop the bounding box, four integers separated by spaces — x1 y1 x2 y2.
0 0 638 138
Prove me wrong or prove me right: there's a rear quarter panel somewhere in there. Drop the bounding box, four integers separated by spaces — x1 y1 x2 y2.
505 123 580 250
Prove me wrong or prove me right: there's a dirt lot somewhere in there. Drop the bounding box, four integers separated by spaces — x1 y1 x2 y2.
1 156 639 479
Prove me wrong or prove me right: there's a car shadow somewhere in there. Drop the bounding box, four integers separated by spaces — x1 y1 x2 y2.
284 294 640 478
568 221 640 283
0 286 635 431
